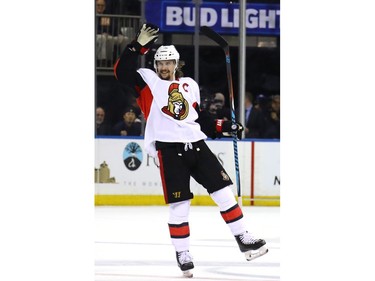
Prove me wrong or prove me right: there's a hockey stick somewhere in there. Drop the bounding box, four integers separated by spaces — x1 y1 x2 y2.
200 26 242 207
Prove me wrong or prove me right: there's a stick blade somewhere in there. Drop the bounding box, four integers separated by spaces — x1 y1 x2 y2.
200 26 228 49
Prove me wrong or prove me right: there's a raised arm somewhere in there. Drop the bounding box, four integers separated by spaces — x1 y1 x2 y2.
114 23 159 95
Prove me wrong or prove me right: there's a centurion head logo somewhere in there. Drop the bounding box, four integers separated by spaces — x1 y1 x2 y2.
162 82 189 120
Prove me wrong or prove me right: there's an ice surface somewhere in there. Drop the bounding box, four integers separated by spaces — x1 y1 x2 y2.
95 206 280 281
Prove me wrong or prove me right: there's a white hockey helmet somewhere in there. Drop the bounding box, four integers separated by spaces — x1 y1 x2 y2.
154 45 180 71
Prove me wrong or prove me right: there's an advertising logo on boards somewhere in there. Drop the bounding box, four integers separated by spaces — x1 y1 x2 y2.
123 142 143 171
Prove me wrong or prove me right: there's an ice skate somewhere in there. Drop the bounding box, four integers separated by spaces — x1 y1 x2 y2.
176 250 194 278
235 231 268 261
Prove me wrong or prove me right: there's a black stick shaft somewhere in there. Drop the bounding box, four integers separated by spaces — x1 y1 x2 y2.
224 46 242 203
200 26 242 204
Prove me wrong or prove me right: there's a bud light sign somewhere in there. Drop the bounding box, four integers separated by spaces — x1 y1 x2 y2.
145 1 280 36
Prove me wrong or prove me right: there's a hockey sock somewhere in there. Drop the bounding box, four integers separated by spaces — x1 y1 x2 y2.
210 186 247 236
168 200 191 252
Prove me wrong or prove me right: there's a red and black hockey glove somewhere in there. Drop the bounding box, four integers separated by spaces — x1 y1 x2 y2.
215 119 244 140
131 23 159 55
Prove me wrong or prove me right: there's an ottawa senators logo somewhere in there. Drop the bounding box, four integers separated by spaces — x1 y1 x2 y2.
161 83 189 120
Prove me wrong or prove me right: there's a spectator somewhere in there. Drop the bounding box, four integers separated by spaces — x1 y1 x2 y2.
128 96 142 122
95 106 111 136
196 87 214 116
208 101 218 118
213 92 231 120
112 106 142 136
96 0 123 66
254 94 269 113
195 91 220 133
264 95 280 139
198 86 212 111
243 91 266 139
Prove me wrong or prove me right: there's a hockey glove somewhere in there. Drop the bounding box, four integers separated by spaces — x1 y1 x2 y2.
131 23 159 55
215 119 244 140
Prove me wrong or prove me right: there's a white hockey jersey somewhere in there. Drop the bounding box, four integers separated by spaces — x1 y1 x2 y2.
137 68 208 157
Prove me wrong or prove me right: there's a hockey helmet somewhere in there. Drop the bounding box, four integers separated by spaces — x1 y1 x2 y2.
154 45 180 71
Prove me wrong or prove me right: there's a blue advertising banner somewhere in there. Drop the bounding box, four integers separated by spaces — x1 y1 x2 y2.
145 0 280 36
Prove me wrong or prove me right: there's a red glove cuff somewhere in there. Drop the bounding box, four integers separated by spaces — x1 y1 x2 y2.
131 40 150 55
215 119 224 133
139 46 150 55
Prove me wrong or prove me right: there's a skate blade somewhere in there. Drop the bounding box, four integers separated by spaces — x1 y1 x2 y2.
182 270 193 278
245 245 269 261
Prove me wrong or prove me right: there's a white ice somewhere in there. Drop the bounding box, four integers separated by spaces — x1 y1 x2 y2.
95 205 280 281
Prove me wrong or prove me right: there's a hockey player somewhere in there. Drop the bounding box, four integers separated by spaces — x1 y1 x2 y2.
114 23 268 278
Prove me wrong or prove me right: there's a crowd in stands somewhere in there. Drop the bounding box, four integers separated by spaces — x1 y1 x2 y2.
96 87 280 139
196 88 280 140
97 0 140 15
95 98 144 137
96 0 140 66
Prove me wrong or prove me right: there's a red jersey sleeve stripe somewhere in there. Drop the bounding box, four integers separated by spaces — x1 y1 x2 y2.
137 85 153 120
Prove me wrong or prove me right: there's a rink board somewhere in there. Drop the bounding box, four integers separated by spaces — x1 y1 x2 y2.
95 138 280 206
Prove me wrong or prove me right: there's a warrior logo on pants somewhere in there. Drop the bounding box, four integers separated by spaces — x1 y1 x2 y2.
162 82 189 120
